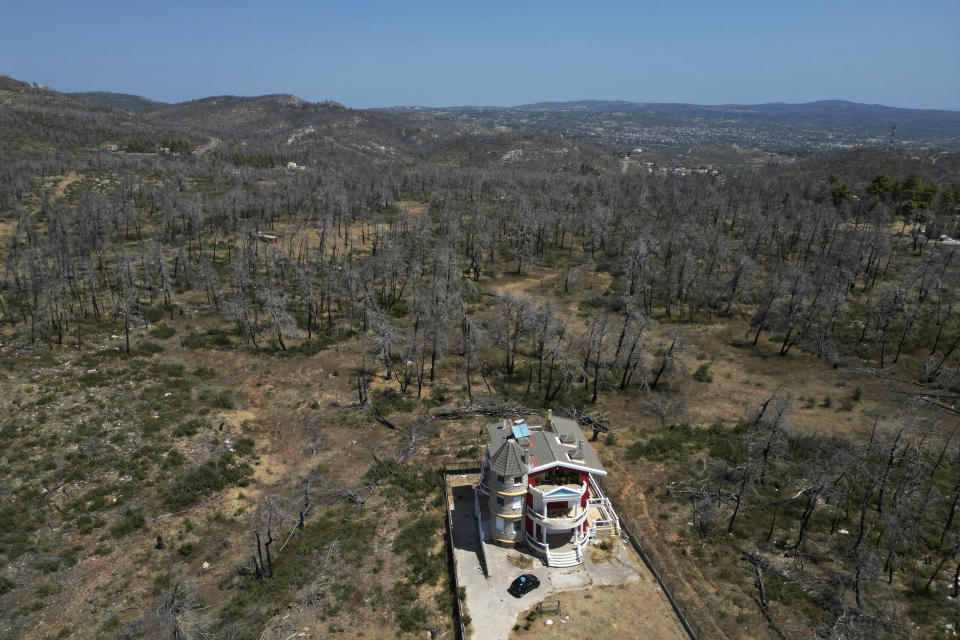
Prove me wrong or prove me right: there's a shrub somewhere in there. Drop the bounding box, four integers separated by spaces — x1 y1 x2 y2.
181 333 207 349
233 437 255 457
391 580 418 605
295 339 325 356
162 458 254 510
579 295 625 313
163 449 187 468
396 605 427 632
134 341 164 356
143 306 174 322
193 366 217 379
626 429 692 462
430 386 451 404
110 509 146 538
394 516 444 585
372 388 416 415
394 517 441 556
173 419 205 438
693 364 713 383
149 324 176 339
151 572 171 595
200 388 234 409
206 328 233 347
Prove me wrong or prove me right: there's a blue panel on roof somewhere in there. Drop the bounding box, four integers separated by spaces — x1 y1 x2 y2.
511 423 531 439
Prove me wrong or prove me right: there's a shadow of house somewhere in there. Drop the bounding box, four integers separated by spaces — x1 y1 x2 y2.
450 484 486 571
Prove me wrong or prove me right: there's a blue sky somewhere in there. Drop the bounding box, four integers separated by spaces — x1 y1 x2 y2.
1 0 957 109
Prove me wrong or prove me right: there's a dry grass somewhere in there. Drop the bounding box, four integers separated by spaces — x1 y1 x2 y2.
508 582 687 640
508 552 536 570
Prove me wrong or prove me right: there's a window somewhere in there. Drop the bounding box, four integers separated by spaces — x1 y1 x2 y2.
511 496 523 509
513 520 521 533
513 475 523 485
496 474 504 483
496 496 504 507
496 516 504 533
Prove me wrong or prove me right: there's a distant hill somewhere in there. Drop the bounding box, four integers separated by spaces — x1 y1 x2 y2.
145 94 333 135
3 70 958 169
66 91 167 112
0 74 33 92
512 99 960 134
385 99 960 154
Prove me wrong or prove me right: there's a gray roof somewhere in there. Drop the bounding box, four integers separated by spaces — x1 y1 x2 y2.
485 416 606 476
487 439 528 476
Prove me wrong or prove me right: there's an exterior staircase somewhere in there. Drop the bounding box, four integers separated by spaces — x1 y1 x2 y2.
545 547 581 567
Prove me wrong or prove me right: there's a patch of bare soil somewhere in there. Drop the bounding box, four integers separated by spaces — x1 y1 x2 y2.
49 171 81 198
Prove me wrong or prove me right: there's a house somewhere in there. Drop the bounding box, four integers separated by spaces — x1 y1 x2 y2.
476 411 621 567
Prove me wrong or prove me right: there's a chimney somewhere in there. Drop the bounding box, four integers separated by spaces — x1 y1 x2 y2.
546 409 552 427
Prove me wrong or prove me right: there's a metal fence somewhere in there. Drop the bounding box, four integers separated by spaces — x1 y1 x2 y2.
441 460 483 640
443 460 482 474
596 478 704 640
537 599 561 616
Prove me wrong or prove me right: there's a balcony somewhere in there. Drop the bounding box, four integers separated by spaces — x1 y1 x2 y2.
526 504 588 528
529 481 586 500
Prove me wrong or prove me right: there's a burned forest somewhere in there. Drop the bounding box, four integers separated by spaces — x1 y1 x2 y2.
1 73 960 639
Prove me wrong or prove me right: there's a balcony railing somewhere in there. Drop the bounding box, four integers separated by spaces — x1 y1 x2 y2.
587 475 621 535
526 505 588 528
529 481 587 500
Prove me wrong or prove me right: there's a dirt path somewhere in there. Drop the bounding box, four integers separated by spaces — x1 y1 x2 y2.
193 137 220 156
617 477 728 639
51 171 80 198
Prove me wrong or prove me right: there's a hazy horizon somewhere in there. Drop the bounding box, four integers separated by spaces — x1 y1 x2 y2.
28 83 960 113
2 0 958 110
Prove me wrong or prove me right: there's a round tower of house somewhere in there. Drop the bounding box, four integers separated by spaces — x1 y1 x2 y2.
486 439 529 545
